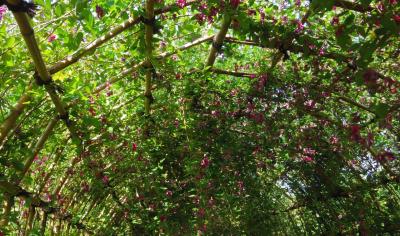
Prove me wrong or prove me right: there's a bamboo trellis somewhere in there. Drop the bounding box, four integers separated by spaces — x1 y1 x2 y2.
0 0 397 234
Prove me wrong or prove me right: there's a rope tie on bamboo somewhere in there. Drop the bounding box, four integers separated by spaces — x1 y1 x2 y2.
0 0 38 17
34 71 53 86
57 112 72 127
141 16 156 27
144 93 154 104
212 41 223 52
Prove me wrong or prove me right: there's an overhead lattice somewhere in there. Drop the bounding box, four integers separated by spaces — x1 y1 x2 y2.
0 0 399 235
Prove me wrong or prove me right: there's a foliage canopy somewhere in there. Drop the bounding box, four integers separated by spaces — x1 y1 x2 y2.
0 0 399 235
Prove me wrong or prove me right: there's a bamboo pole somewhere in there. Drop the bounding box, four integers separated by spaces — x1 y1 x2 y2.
40 211 48 236
48 0 195 74
7 0 81 144
19 117 59 181
0 83 33 146
144 0 155 115
209 68 255 78
0 0 192 149
38 146 66 193
334 0 373 12
0 194 14 227
23 205 36 236
206 13 231 67
0 180 91 232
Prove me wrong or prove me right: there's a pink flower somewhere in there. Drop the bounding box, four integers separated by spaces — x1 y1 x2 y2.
132 143 137 152
81 182 90 192
259 9 265 23
102 175 109 184
281 16 288 24
208 197 215 207
331 16 339 25
237 181 244 191
160 215 167 222
303 148 316 156
197 208 206 218
48 34 57 43
389 0 397 4
148 204 156 211
96 5 104 18
176 0 186 8
211 110 220 117
193 195 200 205
0 6 7 21
304 99 316 109
165 190 173 197
393 15 400 24
199 224 207 232
295 0 301 7
200 156 210 168
330 136 339 145
319 47 325 56
230 0 240 8
350 125 362 143
195 13 206 24
295 20 304 33
247 9 256 16
199 2 207 10
377 2 384 12
377 151 396 162
302 156 313 162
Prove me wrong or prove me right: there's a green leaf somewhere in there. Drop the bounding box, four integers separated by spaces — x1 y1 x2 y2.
372 103 390 119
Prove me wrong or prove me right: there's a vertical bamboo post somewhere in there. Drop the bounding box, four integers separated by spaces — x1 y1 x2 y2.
19 117 59 182
144 0 155 115
205 13 232 67
40 211 48 236
0 194 14 227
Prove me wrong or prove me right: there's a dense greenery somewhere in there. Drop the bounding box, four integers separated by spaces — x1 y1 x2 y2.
0 0 399 235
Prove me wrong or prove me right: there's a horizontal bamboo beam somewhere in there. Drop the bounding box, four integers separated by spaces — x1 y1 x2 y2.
210 68 255 78
48 1 196 74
